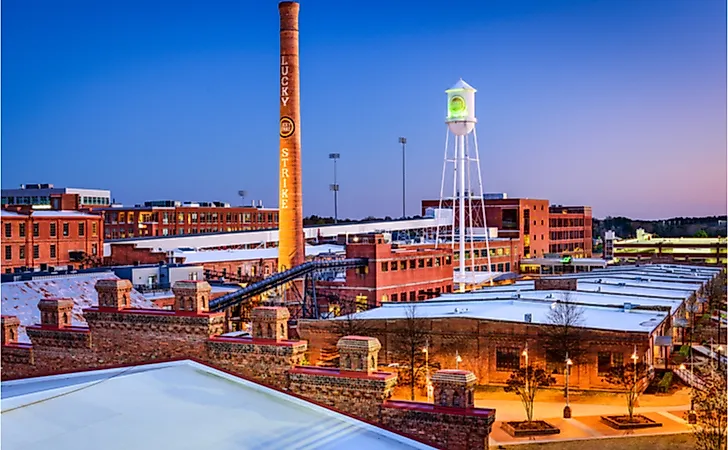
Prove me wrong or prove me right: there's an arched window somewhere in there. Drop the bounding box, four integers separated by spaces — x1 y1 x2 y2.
370 356 376 369
467 390 473 407
187 297 194 311
10 329 15 340
280 323 285 337
439 391 448 406
452 390 461 408
343 355 350 369
62 312 68 325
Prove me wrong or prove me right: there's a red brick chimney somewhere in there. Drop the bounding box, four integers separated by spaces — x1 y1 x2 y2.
1 315 20 345
38 298 74 328
95 279 134 309
337 336 381 375
251 306 290 341
432 369 477 409
172 280 212 313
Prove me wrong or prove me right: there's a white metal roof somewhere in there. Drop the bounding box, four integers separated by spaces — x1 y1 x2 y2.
173 244 345 264
1 360 435 450
447 79 475 91
109 217 451 253
346 298 667 334
29 210 101 219
442 289 683 314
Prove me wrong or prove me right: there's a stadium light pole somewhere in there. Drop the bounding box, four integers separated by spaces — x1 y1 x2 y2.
329 153 340 224
399 137 407 219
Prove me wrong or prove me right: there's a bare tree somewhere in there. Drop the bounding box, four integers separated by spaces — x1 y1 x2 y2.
542 292 587 367
603 362 650 422
692 366 728 450
392 303 431 400
504 365 556 423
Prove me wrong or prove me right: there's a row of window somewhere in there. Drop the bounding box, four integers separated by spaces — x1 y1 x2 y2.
105 225 272 239
81 196 110 205
549 243 584 253
453 247 511 260
3 221 97 238
3 243 99 261
106 211 278 225
550 218 586 228
386 285 453 302
495 348 625 374
463 263 511 272
380 256 452 272
550 230 586 241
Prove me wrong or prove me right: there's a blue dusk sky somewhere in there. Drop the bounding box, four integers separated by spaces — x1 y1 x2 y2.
2 0 726 220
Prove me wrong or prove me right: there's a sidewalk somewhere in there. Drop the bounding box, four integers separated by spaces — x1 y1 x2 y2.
489 410 692 447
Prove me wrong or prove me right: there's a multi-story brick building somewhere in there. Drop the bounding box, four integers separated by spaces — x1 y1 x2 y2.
549 205 593 257
318 233 454 310
102 201 279 239
422 197 551 259
1 209 104 273
2 183 111 208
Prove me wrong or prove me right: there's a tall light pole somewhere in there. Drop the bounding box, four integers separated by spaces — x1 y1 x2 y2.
455 350 462 370
522 344 530 396
399 137 407 219
422 343 431 401
564 353 573 418
328 153 340 224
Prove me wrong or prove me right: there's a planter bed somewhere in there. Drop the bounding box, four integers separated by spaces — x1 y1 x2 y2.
501 420 561 437
600 414 663 430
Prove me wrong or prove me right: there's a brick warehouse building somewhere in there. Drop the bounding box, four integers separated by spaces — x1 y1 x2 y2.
1 209 104 273
421 197 593 260
102 201 279 239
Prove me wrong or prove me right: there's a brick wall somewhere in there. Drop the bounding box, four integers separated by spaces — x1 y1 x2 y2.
207 336 307 389
381 403 494 450
108 243 169 265
298 316 650 391
288 367 398 422
534 278 578 291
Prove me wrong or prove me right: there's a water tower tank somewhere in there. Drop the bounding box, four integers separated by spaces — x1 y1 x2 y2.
445 79 477 136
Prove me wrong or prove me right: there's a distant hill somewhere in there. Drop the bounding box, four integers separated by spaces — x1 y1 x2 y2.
594 216 727 239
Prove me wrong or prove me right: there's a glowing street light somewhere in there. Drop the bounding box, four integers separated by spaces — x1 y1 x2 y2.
522 344 530 395
422 343 431 400
564 353 574 418
456 350 463 370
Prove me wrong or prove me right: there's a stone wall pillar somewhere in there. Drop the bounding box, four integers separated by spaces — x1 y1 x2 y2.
1 315 20 345
96 279 133 309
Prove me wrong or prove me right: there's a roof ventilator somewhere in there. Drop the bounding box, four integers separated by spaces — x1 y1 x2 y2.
524 313 532 323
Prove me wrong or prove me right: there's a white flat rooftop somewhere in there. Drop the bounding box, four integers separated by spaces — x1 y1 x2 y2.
346 298 667 333
442 289 683 314
173 244 345 264
1 360 435 450
109 217 452 252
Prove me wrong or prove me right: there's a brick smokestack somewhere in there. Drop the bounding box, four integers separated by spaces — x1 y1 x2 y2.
278 1 305 272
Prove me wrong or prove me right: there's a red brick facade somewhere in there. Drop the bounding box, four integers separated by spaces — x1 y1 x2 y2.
298 316 655 391
422 198 552 259
1 210 104 273
549 205 593 257
103 205 279 239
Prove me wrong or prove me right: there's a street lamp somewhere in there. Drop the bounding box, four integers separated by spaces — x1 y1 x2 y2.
522 344 530 396
422 344 431 401
398 137 407 219
631 345 639 406
328 153 340 224
455 350 463 370
564 353 574 418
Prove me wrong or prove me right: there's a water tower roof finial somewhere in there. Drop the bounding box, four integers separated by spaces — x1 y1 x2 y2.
447 78 476 92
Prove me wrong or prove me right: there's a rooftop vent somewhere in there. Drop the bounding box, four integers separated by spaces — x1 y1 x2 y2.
624 302 633 311
524 313 532 323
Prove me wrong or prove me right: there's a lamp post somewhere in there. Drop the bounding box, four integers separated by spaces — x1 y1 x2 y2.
563 353 573 418
422 344 431 401
398 137 407 219
328 153 340 224
522 344 529 397
631 345 639 412
456 350 462 370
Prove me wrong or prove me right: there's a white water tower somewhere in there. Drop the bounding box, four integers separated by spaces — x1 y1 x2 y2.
436 79 493 292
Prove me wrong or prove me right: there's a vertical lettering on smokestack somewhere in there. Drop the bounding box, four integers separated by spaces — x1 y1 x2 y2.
278 1 304 273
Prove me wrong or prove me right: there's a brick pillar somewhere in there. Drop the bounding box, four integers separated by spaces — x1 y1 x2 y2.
251 306 290 341
1 315 20 345
432 369 476 409
38 298 74 328
95 279 134 309
172 280 212 313
337 336 381 374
